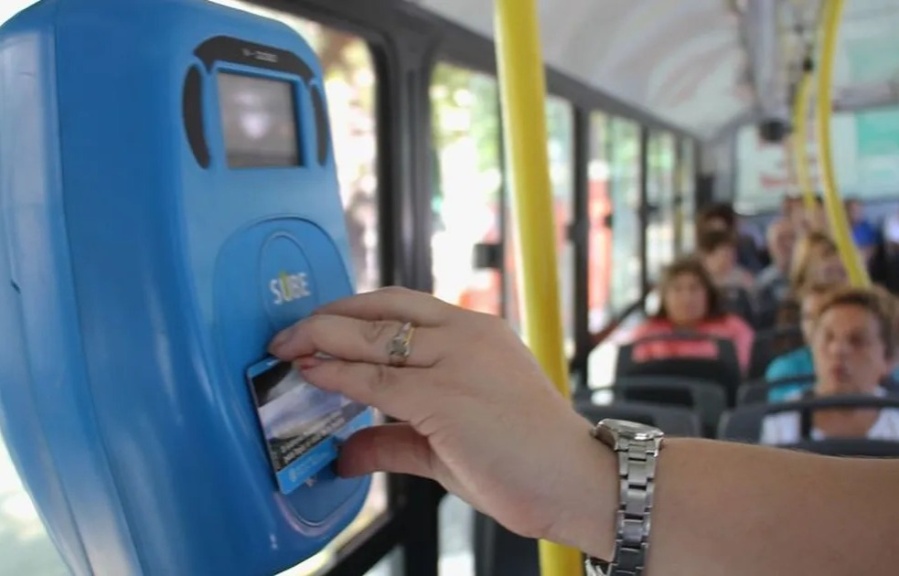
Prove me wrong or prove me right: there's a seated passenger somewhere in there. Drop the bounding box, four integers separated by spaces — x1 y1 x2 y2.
788 194 828 234
764 296 806 359
789 231 848 294
629 257 754 374
885 210 899 255
697 203 764 272
760 287 899 445
765 283 832 401
781 195 804 231
697 229 755 294
756 217 795 305
769 230 846 354
697 229 756 323
846 198 879 263
805 196 828 233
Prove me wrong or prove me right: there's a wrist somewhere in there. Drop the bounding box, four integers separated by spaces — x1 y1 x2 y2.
540 414 618 560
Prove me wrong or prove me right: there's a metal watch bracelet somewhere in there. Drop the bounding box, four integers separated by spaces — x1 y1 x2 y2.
586 436 659 576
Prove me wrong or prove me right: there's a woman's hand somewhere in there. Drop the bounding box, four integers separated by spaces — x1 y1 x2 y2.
268 287 614 554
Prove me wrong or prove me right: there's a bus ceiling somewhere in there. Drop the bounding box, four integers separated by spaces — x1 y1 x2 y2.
409 0 899 143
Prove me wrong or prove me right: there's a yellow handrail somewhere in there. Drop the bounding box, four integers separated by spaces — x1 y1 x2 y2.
493 0 583 575
792 70 817 214
816 0 869 287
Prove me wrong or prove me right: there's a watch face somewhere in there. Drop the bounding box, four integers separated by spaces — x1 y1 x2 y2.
599 419 663 440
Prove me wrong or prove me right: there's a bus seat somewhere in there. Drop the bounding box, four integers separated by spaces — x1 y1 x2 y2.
718 395 899 443
782 438 899 458
611 376 726 437
616 334 742 406
751 301 779 332
736 374 816 405
574 399 702 437
747 326 804 380
720 286 754 325
883 376 899 395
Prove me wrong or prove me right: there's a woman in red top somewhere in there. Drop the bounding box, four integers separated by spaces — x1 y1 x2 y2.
629 256 755 374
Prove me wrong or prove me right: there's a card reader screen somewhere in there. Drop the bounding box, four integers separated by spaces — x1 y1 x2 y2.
246 358 368 493
217 72 300 168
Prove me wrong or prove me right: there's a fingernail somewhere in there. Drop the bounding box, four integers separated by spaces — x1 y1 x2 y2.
269 328 292 350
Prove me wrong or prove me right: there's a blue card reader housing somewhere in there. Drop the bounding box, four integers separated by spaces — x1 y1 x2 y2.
0 0 373 574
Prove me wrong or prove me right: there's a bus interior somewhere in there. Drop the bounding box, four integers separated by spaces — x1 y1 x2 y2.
2 0 899 575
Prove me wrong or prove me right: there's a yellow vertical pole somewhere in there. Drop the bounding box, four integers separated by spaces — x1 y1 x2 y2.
493 0 584 575
817 0 869 287
792 70 817 214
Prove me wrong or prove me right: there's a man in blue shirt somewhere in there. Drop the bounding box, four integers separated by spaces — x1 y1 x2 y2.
846 198 879 263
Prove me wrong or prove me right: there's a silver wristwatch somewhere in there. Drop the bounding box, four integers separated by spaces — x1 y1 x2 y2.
586 419 664 576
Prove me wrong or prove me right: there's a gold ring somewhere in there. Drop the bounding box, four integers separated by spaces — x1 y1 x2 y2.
387 322 415 367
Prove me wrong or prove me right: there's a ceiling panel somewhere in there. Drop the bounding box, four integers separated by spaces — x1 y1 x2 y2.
415 0 899 138
414 0 754 138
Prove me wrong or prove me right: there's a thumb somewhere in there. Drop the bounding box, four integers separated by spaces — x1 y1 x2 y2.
337 423 435 479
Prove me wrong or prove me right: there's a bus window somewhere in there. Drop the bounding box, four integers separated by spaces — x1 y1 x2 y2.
677 139 697 254
0 1 36 26
587 112 612 334
0 436 67 576
646 132 676 284
607 119 643 312
586 119 645 387
548 96 575 357
431 63 503 317
365 548 403 576
439 495 474 576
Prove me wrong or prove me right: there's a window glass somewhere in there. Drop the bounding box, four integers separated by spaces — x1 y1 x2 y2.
431 63 503 316
439 495 474 576
606 119 642 311
677 139 696 254
645 132 676 282
587 118 642 388
0 438 67 576
0 1 37 26
364 547 403 576
587 112 612 333
549 96 575 357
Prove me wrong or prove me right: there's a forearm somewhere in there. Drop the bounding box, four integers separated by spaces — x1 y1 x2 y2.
561 436 899 575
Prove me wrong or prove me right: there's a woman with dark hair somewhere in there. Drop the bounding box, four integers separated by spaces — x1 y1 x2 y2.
696 229 754 292
697 203 764 272
628 257 755 373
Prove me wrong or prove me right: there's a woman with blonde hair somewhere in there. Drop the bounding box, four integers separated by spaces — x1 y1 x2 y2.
789 231 848 294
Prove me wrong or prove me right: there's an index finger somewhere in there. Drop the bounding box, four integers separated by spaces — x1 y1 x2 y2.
315 286 451 327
